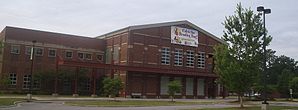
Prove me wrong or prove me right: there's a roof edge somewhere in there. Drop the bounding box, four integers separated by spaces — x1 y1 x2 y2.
97 20 226 44
4 26 101 40
96 27 129 39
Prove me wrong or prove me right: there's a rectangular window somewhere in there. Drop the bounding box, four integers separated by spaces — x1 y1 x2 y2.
105 48 112 64
197 79 205 96
63 79 71 92
48 49 56 57
35 48 43 56
186 78 194 95
23 75 31 89
160 76 169 95
85 53 92 60
174 49 183 66
9 73 17 85
65 51 73 58
81 79 90 90
113 46 119 63
78 52 84 59
174 77 182 95
32 80 40 89
197 52 206 68
161 47 170 65
11 45 20 54
96 54 103 61
186 50 195 67
25 46 31 55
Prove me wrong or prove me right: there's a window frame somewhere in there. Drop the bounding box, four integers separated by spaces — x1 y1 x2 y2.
174 49 183 66
78 52 84 59
32 79 40 89
9 73 17 86
48 48 56 57
65 51 73 59
22 74 31 89
186 50 195 67
161 47 170 65
84 53 92 60
25 46 32 55
35 47 44 56
96 54 103 61
197 52 206 68
10 45 20 54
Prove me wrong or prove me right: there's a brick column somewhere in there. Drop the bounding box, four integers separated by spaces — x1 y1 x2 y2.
142 74 146 98
182 77 186 98
194 77 197 99
204 78 209 99
157 75 161 98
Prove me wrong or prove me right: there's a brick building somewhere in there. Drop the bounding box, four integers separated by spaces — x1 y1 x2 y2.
0 20 225 98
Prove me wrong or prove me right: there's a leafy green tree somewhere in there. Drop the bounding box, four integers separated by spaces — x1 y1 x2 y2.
102 77 123 100
277 69 294 97
289 77 298 98
214 3 272 108
268 55 297 85
167 80 182 102
0 75 11 90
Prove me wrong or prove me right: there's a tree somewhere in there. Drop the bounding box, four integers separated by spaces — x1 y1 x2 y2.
102 77 123 100
167 80 182 102
277 69 294 97
268 55 297 85
214 3 272 108
289 77 298 98
0 74 11 90
264 55 298 97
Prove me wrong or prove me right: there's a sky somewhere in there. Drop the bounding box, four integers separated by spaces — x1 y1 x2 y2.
0 0 297 60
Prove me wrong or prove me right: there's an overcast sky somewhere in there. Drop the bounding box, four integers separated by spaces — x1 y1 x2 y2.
1 0 297 60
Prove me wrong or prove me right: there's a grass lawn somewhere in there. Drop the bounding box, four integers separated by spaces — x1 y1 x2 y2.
65 100 209 107
0 98 24 106
196 106 298 110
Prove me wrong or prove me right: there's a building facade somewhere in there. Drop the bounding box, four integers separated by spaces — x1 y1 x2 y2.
0 21 225 98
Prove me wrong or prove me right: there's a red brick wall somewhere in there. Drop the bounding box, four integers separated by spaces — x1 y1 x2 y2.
127 24 220 74
104 32 129 65
0 27 105 91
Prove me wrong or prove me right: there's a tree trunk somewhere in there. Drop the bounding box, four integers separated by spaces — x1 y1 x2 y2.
240 95 244 108
248 92 251 100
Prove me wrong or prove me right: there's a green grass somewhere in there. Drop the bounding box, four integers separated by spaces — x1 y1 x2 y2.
196 106 298 110
65 100 208 107
0 98 24 106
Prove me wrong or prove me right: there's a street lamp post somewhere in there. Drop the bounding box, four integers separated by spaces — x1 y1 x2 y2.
257 6 271 109
28 40 36 101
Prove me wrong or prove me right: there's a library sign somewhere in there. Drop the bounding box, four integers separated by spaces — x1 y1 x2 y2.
171 26 198 47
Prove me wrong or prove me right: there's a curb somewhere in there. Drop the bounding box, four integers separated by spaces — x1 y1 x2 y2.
0 100 25 108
